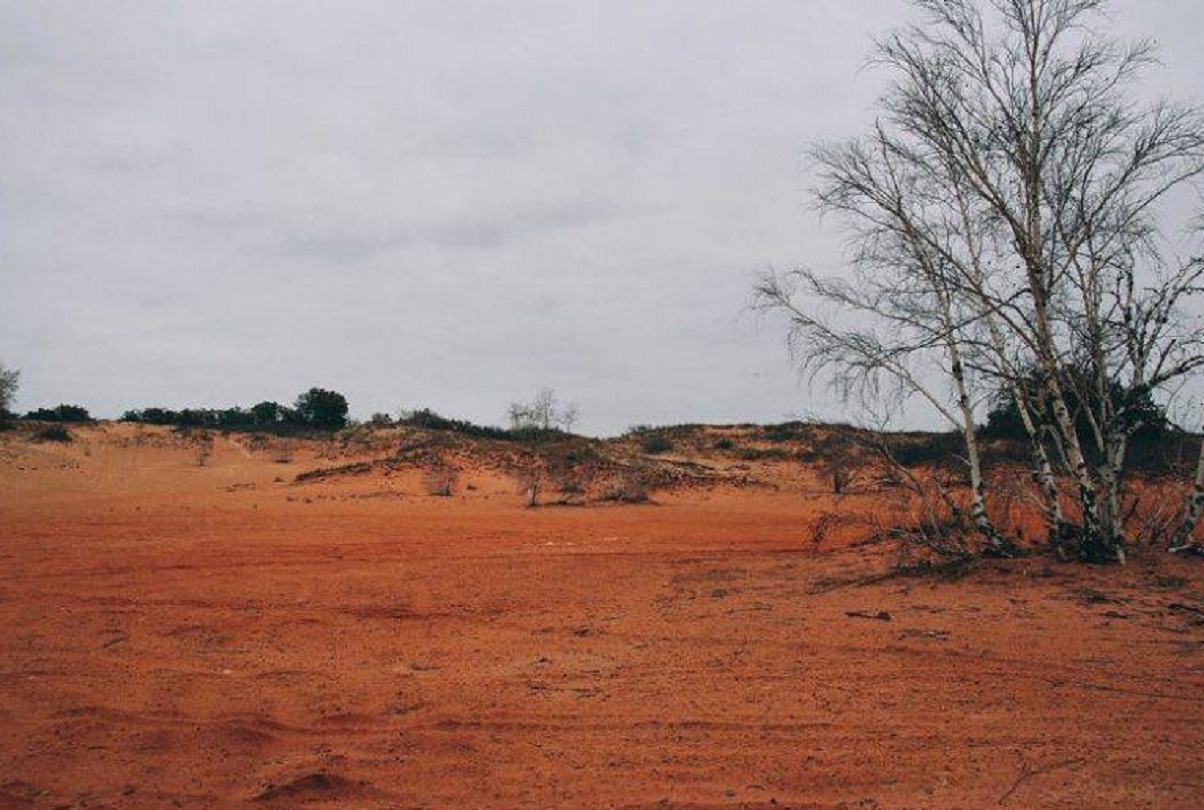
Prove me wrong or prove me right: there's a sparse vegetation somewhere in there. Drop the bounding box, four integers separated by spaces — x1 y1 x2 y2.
597 470 652 503
639 434 673 455
885 432 964 474
761 423 811 443
809 430 869 494
32 425 72 443
398 407 573 444
423 464 460 497
398 408 511 440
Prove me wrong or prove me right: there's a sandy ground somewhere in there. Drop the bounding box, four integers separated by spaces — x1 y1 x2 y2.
1 424 1202 808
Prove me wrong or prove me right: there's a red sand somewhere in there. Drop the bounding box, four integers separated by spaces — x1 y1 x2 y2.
1 424 1201 808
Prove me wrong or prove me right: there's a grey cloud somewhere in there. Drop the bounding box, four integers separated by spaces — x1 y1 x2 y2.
231 198 643 262
0 0 1200 432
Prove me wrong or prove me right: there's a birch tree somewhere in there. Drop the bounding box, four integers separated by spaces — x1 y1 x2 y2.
508 388 579 433
1172 407 1204 554
759 0 1204 562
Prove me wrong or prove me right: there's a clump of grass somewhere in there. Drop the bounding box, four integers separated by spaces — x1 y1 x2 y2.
597 471 651 503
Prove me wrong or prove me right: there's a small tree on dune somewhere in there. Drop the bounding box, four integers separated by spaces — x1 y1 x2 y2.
508 388 579 433
293 388 349 430
251 401 286 427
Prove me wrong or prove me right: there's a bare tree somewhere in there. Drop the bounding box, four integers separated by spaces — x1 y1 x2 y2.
754 230 1015 556
758 0 1204 562
0 360 19 418
508 387 579 433
559 403 580 434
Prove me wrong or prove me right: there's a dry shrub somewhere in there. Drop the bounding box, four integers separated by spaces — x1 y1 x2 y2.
737 446 796 462
509 442 602 507
118 427 192 450
809 510 882 550
810 466 984 564
194 434 214 467
241 433 270 452
984 469 1192 554
515 469 542 507
32 425 71 443
1121 478 1193 551
597 470 651 503
808 431 874 494
550 466 594 505
424 464 459 497
982 468 1040 541
639 434 674 455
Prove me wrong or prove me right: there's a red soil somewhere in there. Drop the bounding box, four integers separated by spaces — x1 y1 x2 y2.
1 424 1201 808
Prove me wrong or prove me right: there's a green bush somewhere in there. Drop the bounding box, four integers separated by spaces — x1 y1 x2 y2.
293 388 349 429
120 392 348 433
251 401 287 426
24 404 91 422
398 408 510 439
397 407 568 443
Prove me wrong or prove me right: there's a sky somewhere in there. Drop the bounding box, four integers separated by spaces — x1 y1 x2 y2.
1 1 1201 435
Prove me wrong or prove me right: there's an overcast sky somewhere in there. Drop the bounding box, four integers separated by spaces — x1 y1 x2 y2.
1 1 1201 434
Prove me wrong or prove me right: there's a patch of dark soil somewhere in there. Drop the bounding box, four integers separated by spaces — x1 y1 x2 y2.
255 772 368 803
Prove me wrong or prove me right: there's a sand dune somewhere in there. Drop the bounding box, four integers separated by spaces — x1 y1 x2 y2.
1 423 1201 808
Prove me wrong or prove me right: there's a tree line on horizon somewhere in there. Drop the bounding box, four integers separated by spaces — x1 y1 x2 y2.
119 387 350 431
7 357 1191 451
0 372 586 443
0 380 351 432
